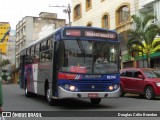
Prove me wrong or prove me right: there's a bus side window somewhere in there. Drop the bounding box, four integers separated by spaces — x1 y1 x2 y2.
46 38 52 61
40 41 47 62
25 49 30 64
35 44 40 62
30 46 34 63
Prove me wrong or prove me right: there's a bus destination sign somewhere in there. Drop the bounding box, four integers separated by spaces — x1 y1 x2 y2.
64 29 117 40
85 31 116 39
66 30 81 36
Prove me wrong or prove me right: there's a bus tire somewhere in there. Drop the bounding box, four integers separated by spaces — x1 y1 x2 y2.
90 98 101 105
25 82 32 97
46 86 58 106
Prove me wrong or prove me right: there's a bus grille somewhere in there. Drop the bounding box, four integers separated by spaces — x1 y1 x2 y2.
70 80 114 92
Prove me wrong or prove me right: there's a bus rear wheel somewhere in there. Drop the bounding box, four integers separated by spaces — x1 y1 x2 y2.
90 98 101 105
25 82 32 97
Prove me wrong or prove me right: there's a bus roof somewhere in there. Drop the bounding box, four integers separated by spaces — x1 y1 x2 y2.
21 26 118 52
24 32 54 49
56 26 117 33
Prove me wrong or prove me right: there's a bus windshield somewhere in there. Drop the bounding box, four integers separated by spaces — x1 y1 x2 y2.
59 40 119 74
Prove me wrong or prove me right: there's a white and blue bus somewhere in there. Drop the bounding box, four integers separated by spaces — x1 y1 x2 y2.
19 26 120 105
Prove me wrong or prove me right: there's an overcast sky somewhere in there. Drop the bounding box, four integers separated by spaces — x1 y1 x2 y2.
0 0 71 30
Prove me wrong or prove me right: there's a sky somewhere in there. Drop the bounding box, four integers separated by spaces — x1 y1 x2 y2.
0 0 71 30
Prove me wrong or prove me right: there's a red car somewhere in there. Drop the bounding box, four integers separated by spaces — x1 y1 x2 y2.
120 68 160 100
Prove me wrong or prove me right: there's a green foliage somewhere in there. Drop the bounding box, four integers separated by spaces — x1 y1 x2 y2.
127 14 160 67
0 59 10 67
2 75 7 81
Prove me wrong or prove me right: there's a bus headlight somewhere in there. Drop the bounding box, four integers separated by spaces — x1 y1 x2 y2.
70 86 75 91
64 84 78 91
108 86 114 91
108 84 119 91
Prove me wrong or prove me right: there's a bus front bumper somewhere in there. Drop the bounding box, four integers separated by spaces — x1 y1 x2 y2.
57 86 120 99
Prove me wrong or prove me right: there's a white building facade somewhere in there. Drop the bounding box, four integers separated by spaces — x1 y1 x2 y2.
71 0 137 29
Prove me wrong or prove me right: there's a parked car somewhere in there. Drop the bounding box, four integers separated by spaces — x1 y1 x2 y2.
120 68 160 100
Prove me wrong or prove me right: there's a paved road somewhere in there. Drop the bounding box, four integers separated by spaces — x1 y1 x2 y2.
1 84 160 120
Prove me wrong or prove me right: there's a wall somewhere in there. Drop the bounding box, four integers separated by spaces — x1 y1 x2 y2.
72 0 136 30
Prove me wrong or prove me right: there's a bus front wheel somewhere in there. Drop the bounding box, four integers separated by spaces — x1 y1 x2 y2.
90 98 101 105
46 87 58 106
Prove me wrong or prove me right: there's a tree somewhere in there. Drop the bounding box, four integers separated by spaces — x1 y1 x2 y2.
0 59 10 67
127 14 160 68
0 59 11 82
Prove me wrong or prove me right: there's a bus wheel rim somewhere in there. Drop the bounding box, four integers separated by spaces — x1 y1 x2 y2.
25 86 28 94
47 89 51 101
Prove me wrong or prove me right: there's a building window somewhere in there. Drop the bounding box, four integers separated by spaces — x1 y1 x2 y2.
101 0 105 2
74 4 82 21
102 13 110 28
86 0 92 11
116 5 130 26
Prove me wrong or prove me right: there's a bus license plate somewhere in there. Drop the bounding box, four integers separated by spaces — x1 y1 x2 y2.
88 93 98 98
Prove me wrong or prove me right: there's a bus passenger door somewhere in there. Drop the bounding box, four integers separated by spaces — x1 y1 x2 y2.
52 41 59 97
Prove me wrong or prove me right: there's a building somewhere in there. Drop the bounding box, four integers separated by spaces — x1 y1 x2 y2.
7 30 16 66
7 30 16 83
15 12 66 83
0 22 10 54
71 0 160 69
138 0 160 68
72 0 137 28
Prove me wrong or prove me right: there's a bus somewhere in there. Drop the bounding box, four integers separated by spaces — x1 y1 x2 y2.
19 26 120 105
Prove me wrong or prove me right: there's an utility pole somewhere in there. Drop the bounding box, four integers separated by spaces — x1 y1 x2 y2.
49 4 71 26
